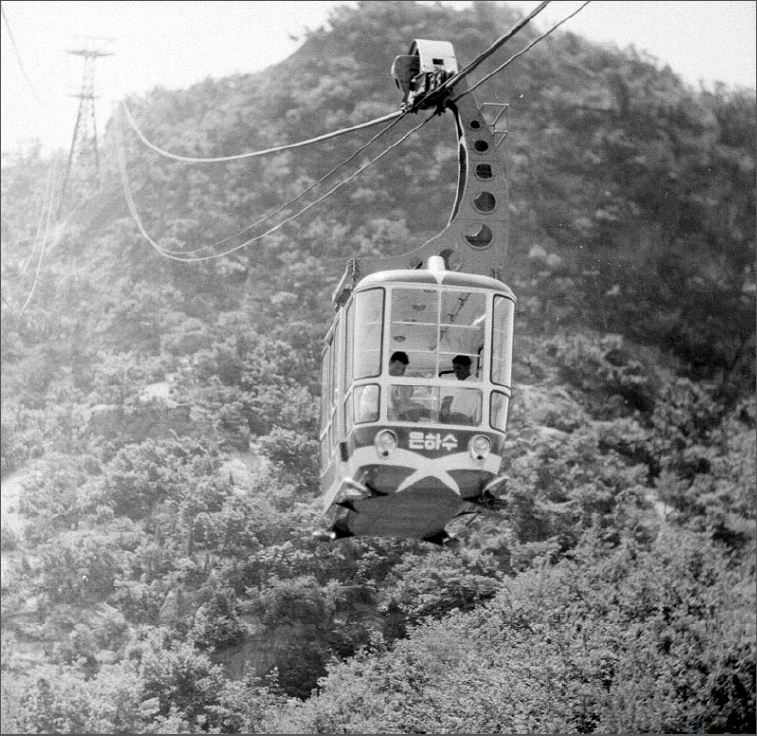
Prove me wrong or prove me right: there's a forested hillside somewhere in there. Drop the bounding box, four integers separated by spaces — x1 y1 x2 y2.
1 2 755 733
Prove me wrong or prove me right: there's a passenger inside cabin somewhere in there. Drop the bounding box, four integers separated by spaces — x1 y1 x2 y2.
389 351 409 376
388 351 425 421
440 354 480 425
451 354 472 381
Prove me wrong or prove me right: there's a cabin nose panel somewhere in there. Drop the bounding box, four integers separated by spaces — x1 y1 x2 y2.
336 478 471 539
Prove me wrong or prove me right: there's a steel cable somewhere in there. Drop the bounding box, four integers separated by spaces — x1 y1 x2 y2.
116 108 435 262
1 4 42 103
452 1 592 103
147 109 409 256
18 161 57 312
122 101 403 164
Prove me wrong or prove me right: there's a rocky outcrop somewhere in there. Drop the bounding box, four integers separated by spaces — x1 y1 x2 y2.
211 617 318 680
511 383 586 433
86 402 211 445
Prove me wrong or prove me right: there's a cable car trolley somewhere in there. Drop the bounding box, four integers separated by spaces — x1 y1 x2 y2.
316 40 516 545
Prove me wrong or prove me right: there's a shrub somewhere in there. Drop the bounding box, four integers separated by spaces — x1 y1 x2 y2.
0 521 18 552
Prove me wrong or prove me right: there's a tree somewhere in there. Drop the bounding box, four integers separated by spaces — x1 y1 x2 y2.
283 528 755 734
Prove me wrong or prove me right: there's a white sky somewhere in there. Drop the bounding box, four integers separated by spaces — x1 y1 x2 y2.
1 0 755 156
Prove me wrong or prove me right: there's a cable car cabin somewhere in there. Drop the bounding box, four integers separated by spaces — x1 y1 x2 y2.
318 263 515 544
315 36 516 544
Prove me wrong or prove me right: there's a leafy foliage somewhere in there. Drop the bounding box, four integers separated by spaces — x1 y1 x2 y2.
0 1 754 732
283 529 755 734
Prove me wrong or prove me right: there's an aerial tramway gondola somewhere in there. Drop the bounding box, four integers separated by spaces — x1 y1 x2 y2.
315 40 516 545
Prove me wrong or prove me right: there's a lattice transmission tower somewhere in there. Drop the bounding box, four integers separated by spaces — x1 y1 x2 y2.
58 37 112 216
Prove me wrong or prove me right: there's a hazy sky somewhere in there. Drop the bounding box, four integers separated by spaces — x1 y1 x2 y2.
1 0 755 156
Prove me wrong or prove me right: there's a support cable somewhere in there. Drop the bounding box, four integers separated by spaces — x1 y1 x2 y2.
17 184 51 276
122 101 404 164
2 164 54 309
116 109 434 262
451 1 592 103
18 161 57 312
430 1 551 99
118 107 408 256
1 4 42 103
146 108 409 256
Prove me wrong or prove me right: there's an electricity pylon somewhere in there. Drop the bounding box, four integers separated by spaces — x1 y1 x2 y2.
58 37 112 216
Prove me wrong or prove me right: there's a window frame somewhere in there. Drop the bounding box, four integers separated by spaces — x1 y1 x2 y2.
353 288 385 380
490 390 510 432
491 294 514 387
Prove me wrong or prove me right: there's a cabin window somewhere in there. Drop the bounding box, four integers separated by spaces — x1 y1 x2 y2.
354 384 379 424
320 436 329 468
386 286 487 426
390 288 438 377
330 321 339 447
439 386 482 425
344 392 354 434
320 343 331 432
343 302 356 436
438 290 486 379
389 288 485 378
387 383 482 426
354 289 384 379
490 391 509 431
332 321 341 404
491 295 514 386
389 384 437 422
344 300 354 387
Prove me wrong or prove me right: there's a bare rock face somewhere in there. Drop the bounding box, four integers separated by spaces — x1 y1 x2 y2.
512 383 586 433
210 617 315 680
86 402 210 444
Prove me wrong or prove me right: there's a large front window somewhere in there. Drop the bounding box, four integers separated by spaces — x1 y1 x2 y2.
342 284 513 433
389 288 486 378
387 287 486 426
387 384 482 425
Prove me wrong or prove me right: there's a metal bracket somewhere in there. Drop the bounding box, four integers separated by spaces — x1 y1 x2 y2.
392 39 459 112
481 102 510 148
332 258 359 306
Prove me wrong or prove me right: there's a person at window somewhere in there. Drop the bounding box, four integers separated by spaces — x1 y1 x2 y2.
388 351 425 421
440 354 473 380
440 355 479 424
451 354 472 381
389 351 409 376
440 353 476 380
